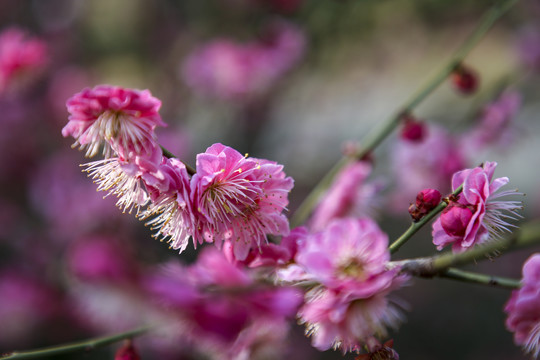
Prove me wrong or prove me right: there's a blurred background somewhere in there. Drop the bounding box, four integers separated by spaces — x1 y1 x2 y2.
1 0 540 359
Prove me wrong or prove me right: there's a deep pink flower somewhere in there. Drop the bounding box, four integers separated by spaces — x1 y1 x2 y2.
63 85 166 158
432 162 522 252
309 161 381 232
140 157 195 252
190 143 293 260
505 254 540 358
0 27 47 95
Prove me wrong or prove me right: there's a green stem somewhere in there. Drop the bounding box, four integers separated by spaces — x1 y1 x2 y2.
290 0 519 228
160 145 196 175
389 185 463 254
0 326 150 360
440 267 521 289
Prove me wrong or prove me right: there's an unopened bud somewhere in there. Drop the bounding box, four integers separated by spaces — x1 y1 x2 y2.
115 340 141 360
451 65 478 95
409 188 441 221
400 114 426 142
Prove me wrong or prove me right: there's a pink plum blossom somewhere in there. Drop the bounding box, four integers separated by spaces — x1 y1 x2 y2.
190 143 293 260
143 248 302 356
63 85 166 158
309 161 381 232
0 27 47 95
287 218 407 352
432 161 522 253
505 254 540 358
181 20 305 101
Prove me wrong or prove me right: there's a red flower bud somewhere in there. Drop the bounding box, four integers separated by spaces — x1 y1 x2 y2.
451 65 478 95
115 340 141 360
409 188 441 221
400 114 426 142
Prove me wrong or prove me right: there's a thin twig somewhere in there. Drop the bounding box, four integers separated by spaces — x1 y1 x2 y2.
290 0 519 228
0 326 150 360
389 185 463 254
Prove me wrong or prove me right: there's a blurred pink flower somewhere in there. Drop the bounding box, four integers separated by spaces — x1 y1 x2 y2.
181 20 305 101
67 236 139 284
0 27 47 95
309 161 381 232
462 91 522 153
288 218 407 352
63 85 166 158
390 124 466 213
432 162 522 253
505 253 540 358
0 271 59 346
190 143 293 260
144 248 301 356
29 151 120 240
517 25 540 70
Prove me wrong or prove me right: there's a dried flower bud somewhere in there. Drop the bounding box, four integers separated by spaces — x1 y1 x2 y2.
451 65 478 95
115 340 141 360
356 339 399 360
409 188 441 221
400 114 426 142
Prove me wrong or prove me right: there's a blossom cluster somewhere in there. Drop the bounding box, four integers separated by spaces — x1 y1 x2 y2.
63 84 294 261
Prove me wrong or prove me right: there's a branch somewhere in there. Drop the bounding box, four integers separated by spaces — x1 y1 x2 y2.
389 221 540 287
0 326 151 360
290 0 519 228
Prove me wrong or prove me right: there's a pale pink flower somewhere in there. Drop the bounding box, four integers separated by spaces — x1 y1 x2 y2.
309 161 381 232
299 287 405 353
181 20 304 101
190 143 293 260
63 85 166 158
505 254 540 358
290 218 407 352
390 124 466 213
0 27 47 95
462 91 522 153
432 162 522 252
296 218 395 294
83 144 186 216
517 25 540 70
